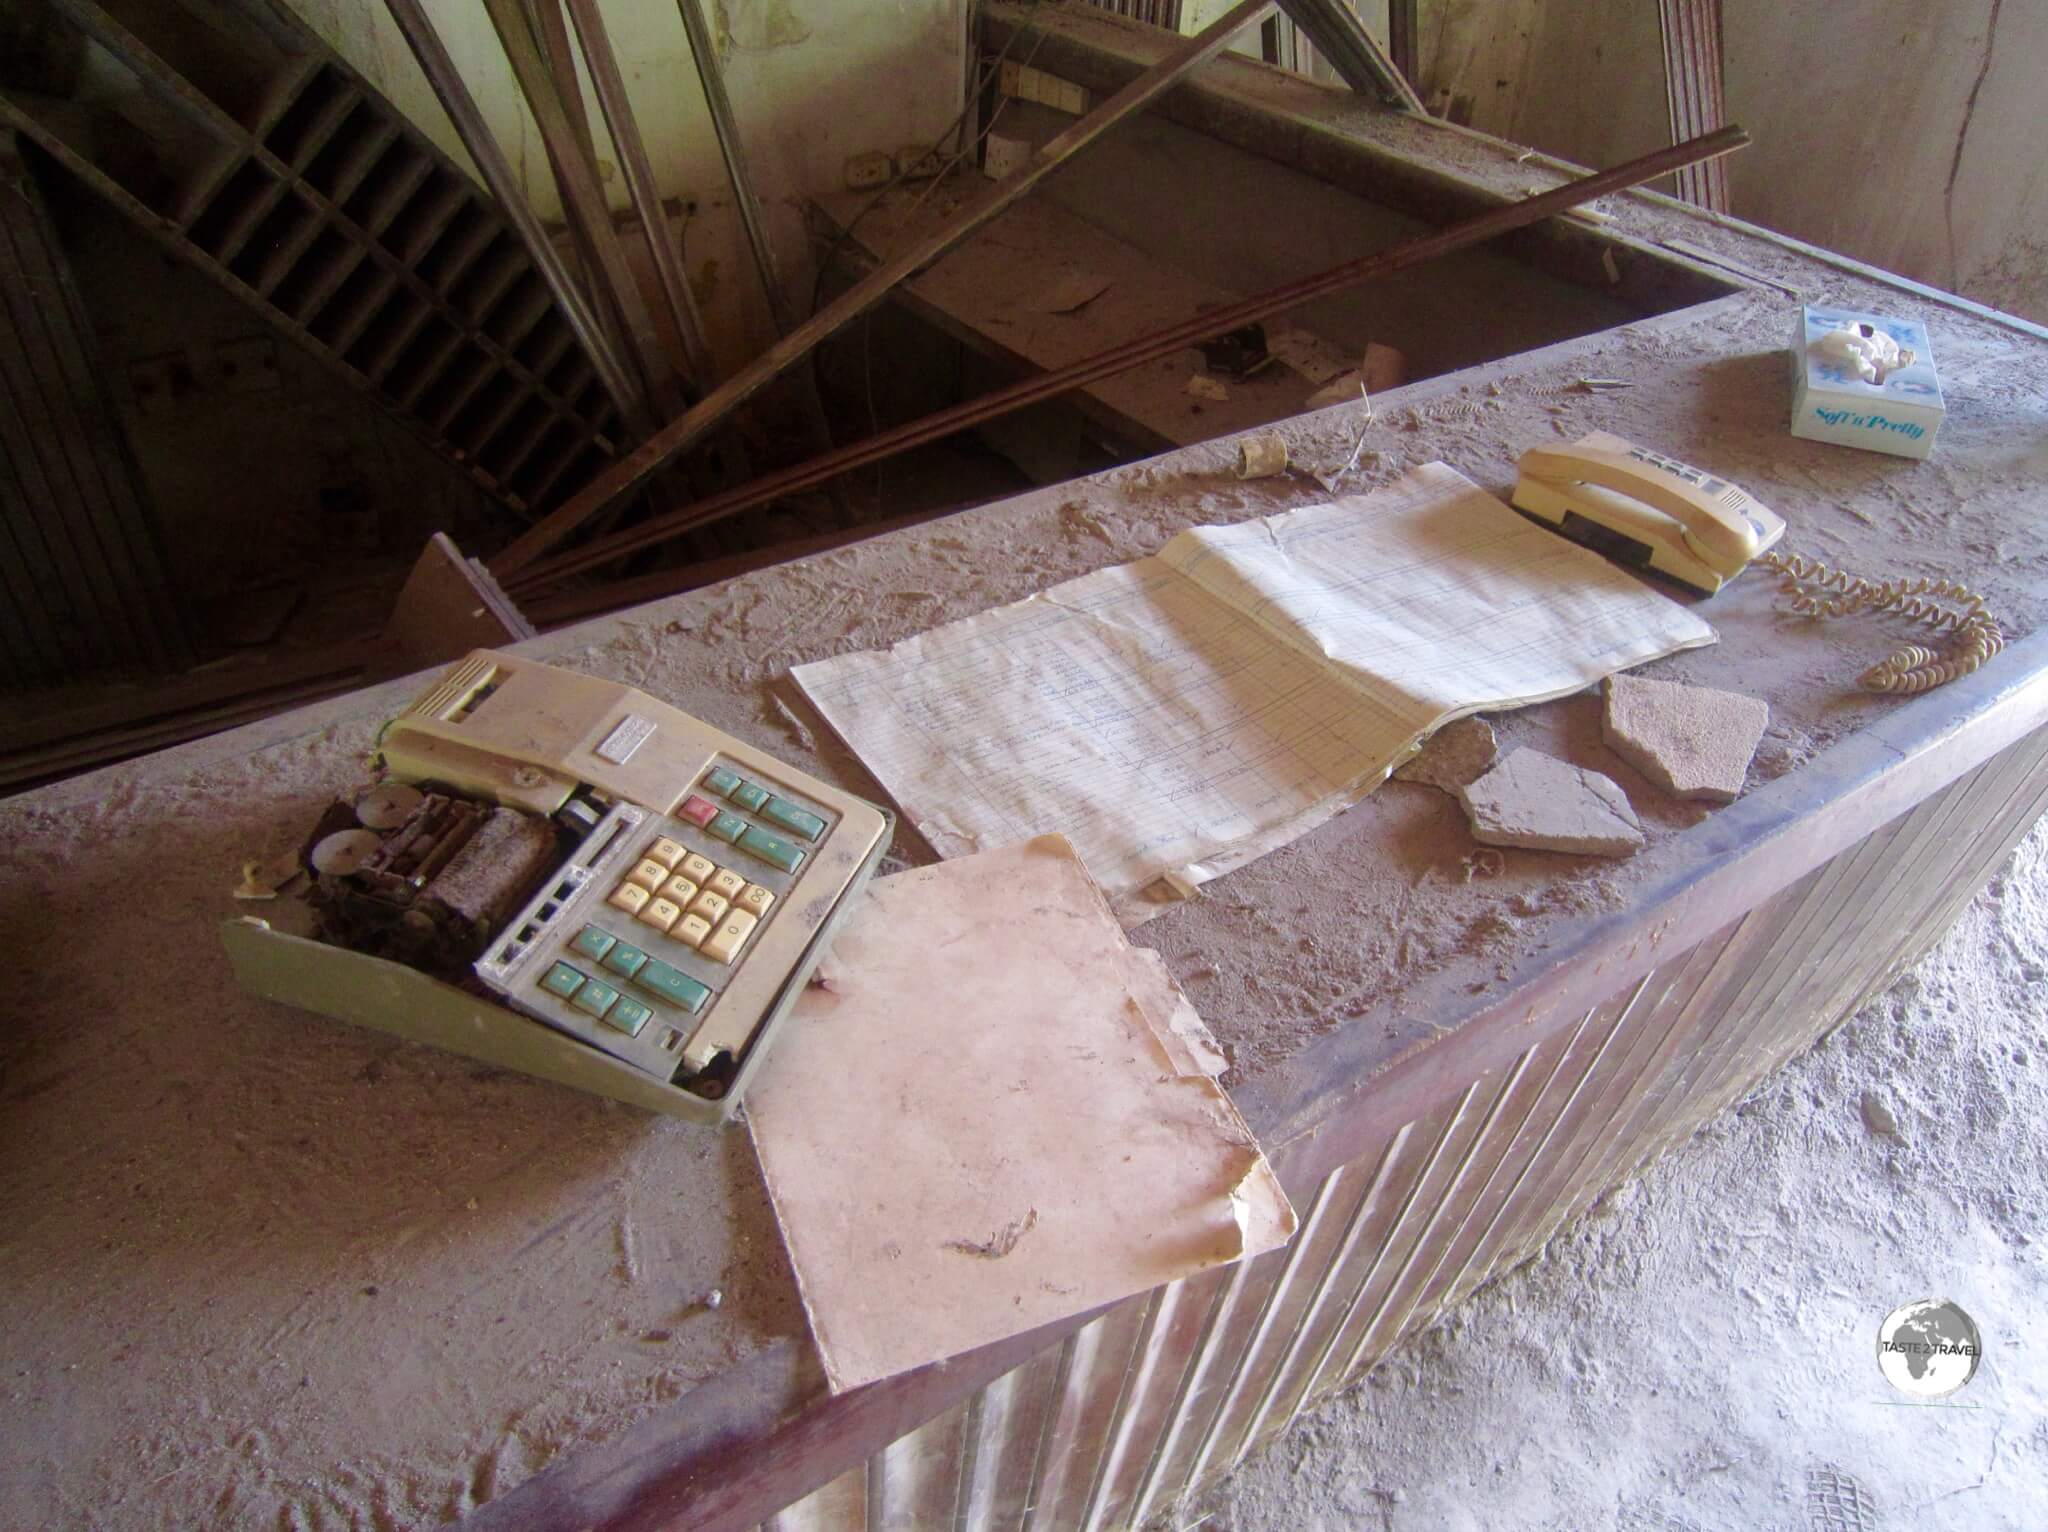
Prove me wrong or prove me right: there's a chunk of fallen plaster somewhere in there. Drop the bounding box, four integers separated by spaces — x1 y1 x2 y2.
1394 716 1499 793
1458 747 1644 856
1860 1091 1902 1140
1603 674 1769 804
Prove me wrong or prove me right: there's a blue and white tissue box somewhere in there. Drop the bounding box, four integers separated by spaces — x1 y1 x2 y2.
1789 304 1943 460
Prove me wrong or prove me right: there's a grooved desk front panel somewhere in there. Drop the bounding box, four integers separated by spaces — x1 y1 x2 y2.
747 721 2048 1532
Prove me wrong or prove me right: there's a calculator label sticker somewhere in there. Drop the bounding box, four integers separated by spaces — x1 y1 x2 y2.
597 713 656 765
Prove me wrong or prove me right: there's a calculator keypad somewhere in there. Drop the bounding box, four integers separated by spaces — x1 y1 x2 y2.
487 757 847 1082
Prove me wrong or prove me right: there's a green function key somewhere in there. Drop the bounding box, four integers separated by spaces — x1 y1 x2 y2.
571 977 621 1019
569 925 616 963
738 824 805 874
540 961 585 999
702 765 741 797
708 810 747 844
637 959 710 1014
760 797 827 842
730 780 769 813
606 996 653 1036
601 940 648 979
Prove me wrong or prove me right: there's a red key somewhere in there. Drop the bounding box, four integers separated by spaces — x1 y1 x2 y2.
678 795 719 828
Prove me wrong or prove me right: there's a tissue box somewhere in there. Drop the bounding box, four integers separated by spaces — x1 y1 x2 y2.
1789 304 1943 460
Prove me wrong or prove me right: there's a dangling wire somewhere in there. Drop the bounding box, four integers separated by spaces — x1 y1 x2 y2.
1757 550 2004 695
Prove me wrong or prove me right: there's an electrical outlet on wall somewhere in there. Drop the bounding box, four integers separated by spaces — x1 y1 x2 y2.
203 336 281 395
894 145 945 180
126 354 186 418
843 151 892 190
998 60 1089 115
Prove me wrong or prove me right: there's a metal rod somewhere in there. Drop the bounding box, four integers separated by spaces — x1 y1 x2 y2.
674 0 799 336
670 0 846 488
381 0 641 420
483 0 681 418
1276 0 1425 113
527 0 600 169
1387 0 1419 91
506 122 1750 594
489 0 1278 579
524 0 638 387
563 0 720 388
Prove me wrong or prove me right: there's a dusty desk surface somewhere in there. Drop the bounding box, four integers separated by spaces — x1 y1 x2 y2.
5 140 2048 1531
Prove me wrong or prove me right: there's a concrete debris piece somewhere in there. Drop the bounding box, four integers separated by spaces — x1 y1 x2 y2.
983 133 1030 180
1186 374 1228 402
1303 342 1407 411
1860 1091 1902 1139
1603 673 1770 804
1458 747 1644 856
1394 716 1499 793
1268 326 1352 386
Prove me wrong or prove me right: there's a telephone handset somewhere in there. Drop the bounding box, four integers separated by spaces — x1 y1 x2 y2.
1511 431 1786 594
1511 432 2000 694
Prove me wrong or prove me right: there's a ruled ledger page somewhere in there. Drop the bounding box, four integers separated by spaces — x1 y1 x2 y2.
794 463 1714 918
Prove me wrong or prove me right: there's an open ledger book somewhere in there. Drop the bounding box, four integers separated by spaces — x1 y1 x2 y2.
794 462 1715 918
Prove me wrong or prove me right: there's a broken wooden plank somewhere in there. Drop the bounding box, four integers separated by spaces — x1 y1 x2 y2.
378 531 535 671
1277 0 1425 112
563 0 719 388
382 0 642 423
488 0 1279 579
483 0 680 417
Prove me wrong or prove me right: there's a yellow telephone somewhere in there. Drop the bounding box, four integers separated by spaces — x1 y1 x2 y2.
1511 431 1786 594
1513 432 2002 695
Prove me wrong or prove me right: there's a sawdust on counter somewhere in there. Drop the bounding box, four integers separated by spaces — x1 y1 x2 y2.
0 729 802 1529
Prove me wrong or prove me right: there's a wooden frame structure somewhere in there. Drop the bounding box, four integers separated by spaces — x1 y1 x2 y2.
487 0 1279 578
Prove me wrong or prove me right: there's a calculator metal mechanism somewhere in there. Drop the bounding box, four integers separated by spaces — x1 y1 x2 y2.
221 649 892 1123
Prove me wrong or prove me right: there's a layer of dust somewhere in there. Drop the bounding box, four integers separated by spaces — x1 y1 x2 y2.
0 736 803 1529
1201 820 2048 1532
4 84 2046 1526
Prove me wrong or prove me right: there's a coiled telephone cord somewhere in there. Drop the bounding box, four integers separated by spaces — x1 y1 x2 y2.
1757 550 2004 695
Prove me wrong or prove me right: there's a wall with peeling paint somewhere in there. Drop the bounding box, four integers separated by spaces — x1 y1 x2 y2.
1411 0 2048 324
285 0 968 367
1722 0 2045 325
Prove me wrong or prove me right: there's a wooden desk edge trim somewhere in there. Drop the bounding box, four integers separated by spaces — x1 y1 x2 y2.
462 626 2048 1531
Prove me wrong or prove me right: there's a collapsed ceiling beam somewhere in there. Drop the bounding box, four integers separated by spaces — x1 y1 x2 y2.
1276 0 1426 113
559 0 721 388
674 0 800 338
505 124 1751 596
483 0 685 417
486 0 1279 580
383 0 643 424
